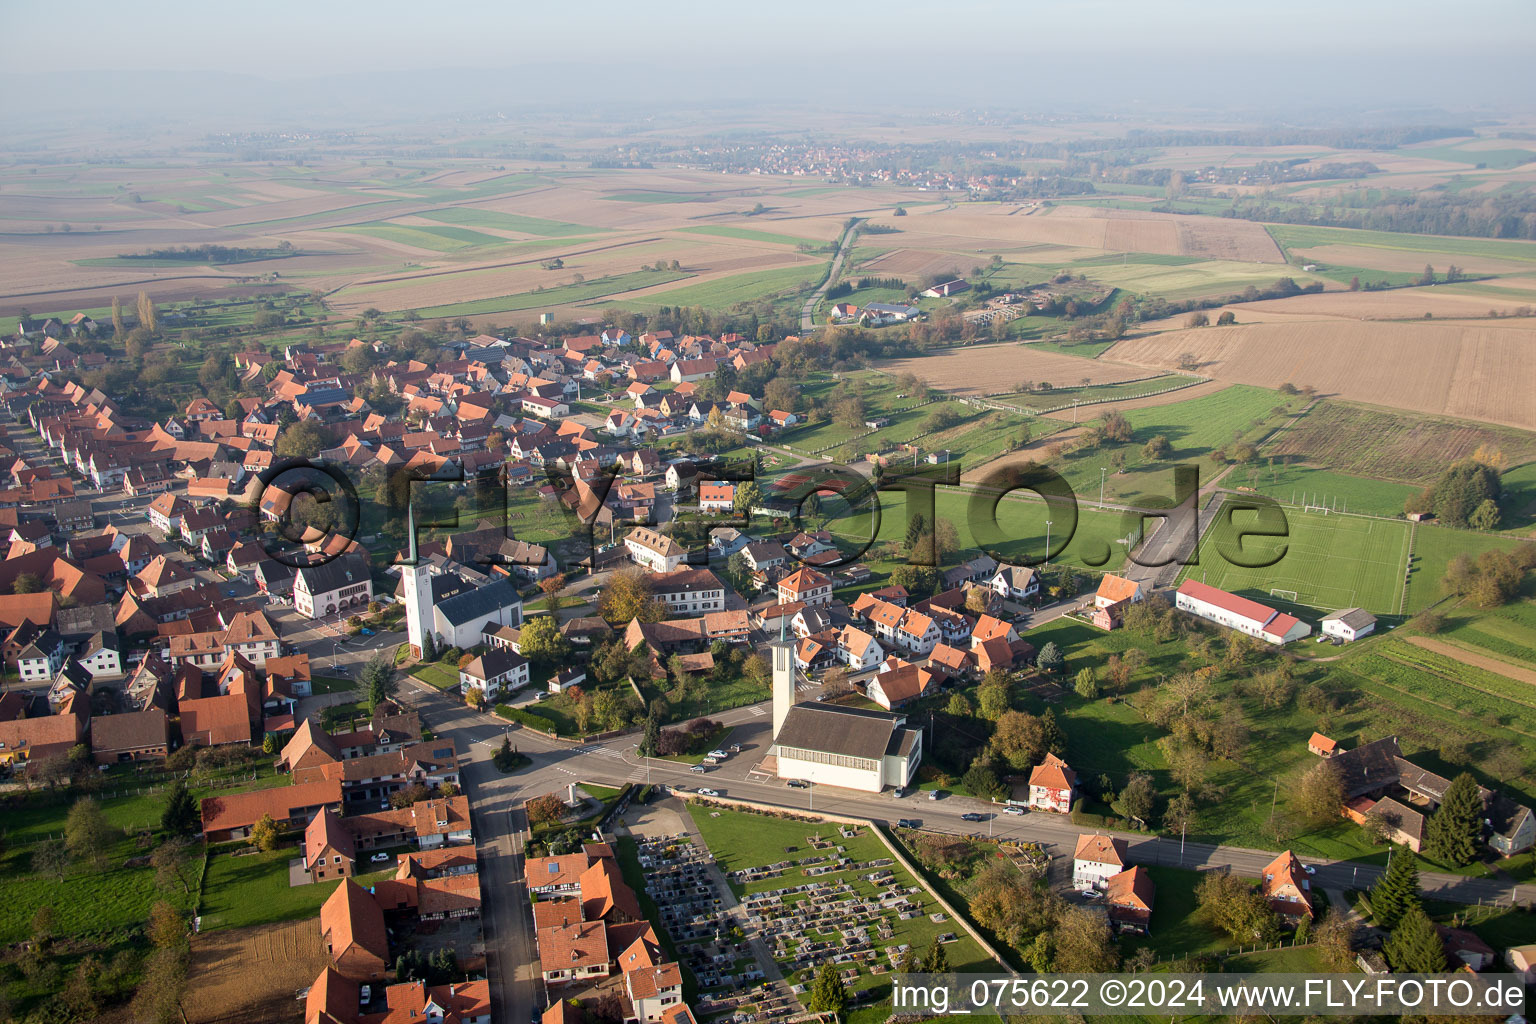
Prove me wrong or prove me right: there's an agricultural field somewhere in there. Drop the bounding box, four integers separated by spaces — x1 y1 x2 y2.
1266 223 1536 273
1106 319 1536 431
617 261 828 312
989 373 1204 414
409 268 692 318
876 343 1148 398
418 206 597 237
1177 501 1412 616
1261 400 1536 484
183 920 332 1024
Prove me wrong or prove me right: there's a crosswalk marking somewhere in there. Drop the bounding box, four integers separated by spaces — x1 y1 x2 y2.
596 748 626 759
749 706 766 717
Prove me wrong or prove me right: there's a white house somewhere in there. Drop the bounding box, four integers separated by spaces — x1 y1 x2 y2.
624 527 686 573
778 568 833 608
432 578 525 651
1072 833 1128 890
1320 608 1376 642
1094 574 1144 609
698 482 736 513
893 609 941 656
1175 580 1312 645
76 631 123 678
294 553 374 620
669 358 717 383
459 648 530 701
989 565 1039 602
520 396 570 420
839 625 883 670
649 568 726 615
1028 753 1076 813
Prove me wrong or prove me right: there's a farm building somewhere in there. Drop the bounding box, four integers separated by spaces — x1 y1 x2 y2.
1174 580 1311 645
921 279 970 298
1320 607 1376 642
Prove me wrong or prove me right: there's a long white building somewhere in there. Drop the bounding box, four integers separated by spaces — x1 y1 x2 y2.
1175 580 1311 645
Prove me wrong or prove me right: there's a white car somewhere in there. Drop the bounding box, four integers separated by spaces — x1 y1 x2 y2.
1079 889 1103 900
1304 864 1316 875
690 764 709 773
1003 806 1024 815
370 852 390 863
698 788 720 797
708 749 728 759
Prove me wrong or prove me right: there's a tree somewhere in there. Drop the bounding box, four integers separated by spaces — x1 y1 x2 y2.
990 711 1045 770
526 793 566 827
888 564 938 594
11 572 42 594
1051 907 1119 972
66 797 111 869
1383 903 1446 973
961 759 1006 801
152 837 199 903
128 945 187 1024
1296 760 1344 826
734 481 762 515
1420 264 1436 286
111 295 125 338
599 569 664 624
274 420 333 459
1424 772 1483 866
1184 312 1209 329
639 710 662 758
160 780 200 836
492 736 523 773
1114 773 1158 827
249 813 281 852
1142 434 1171 460
1215 311 1236 326
1313 906 1359 973
136 290 159 334
30 905 56 948
1196 870 1280 943
34 838 68 880
1369 845 1420 929
920 939 949 973
519 615 571 664
1164 790 1198 835
356 654 396 713
1074 666 1099 699
537 572 567 612
148 900 186 949
1035 641 1063 674
945 693 972 717
976 671 1012 721
1468 498 1501 531
808 962 847 1019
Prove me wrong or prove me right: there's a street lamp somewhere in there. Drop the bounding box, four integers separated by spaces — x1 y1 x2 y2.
1099 467 1108 509
1043 520 1053 567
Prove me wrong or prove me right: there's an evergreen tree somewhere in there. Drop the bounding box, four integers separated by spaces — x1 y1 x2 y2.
1039 707 1066 757
1424 772 1483 866
421 632 438 662
639 710 661 758
1383 903 1446 973
921 939 950 973
1035 642 1063 674
160 780 199 836
808 963 847 1018
1370 845 1420 929
355 654 397 713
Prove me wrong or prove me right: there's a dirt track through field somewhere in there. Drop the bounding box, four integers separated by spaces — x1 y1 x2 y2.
1403 635 1536 688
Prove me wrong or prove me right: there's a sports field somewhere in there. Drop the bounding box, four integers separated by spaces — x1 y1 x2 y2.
1179 502 1411 616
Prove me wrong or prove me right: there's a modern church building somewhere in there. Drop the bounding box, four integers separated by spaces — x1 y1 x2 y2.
767 635 923 793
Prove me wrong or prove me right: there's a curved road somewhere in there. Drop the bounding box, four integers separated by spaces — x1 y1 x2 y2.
799 219 862 333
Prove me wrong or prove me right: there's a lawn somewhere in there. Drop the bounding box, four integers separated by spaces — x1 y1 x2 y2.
1119 866 1237 961
989 375 1202 414
198 848 394 931
0 845 162 945
1235 462 1419 518
410 661 461 691
1435 586 1536 665
1177 501 1411 617
1404 522 1530 613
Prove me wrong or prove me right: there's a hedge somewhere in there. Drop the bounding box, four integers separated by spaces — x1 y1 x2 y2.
495 705 559 732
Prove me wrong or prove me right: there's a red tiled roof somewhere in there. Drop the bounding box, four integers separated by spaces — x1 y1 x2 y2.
1176 579 1277 626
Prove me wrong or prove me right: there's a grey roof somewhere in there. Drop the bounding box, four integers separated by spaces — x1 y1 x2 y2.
90 708 168 752
465 647 527 680
774 704 905 762
1331 736 1403 799
295 553 370 596
437 578 523 627
1367 795 1425 842
56 604 117 643
886 728 922 758
1487 794 1534 841
1323 607 1377 629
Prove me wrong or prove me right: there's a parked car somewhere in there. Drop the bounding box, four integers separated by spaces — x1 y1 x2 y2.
787 779 809 789
928 789 940 801
701 757 719 766
690 764 709 773
896 819 919 829
360 985 372 1004
370 852 390 863
708 749 728 759
961 812 985 822
1304 864 1317 875
730 743 741 753
360 627 375 636
1079 889 1103 900
698 788 720 797
1003 806 1025 815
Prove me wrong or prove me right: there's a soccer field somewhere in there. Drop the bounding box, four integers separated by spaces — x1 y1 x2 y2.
1178 503 1411 616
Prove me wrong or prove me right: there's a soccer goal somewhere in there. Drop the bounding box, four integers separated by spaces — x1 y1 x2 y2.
1270 588 1299 603
1303 504 1331 515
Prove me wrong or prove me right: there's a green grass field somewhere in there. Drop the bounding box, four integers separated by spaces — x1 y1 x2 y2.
410 661 461 690
1179 502 1411 616
1267 224 1536 265
198 849 394 931
990 375 1202 414
1234 462 1420 518
1404 523 1532 613
329 221 510 251
413 269 691 318
419 207 595 237
678 224 824 248
1064 258 1331 302
618 262 827 311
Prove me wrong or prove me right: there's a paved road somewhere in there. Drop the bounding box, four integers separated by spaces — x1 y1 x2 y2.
391 675 1536 1023
798 219 861 334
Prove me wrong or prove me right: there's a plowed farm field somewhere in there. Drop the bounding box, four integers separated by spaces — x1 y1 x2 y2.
183 919 329 1024
1105 320 1536 431
877 343 1147 396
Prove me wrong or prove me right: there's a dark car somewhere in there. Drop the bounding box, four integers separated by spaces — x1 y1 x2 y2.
896 818 919 829
961 812 985 822
787 779 809 789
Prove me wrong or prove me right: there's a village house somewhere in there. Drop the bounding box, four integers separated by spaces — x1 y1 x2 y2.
1072 833 1128 890
1028 753 1076 813
1320 607 1377 642
777 567 832 608
623 527 687 573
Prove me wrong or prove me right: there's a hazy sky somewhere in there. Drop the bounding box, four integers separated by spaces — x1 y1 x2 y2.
6 0 1534 75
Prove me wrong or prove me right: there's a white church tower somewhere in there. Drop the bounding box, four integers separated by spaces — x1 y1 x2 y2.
402 507 434 657
770 630 796 741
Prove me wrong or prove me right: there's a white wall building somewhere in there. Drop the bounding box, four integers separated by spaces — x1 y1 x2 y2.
1175 580 1312 645
1320 608 1376 642
1072 833 1128 890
